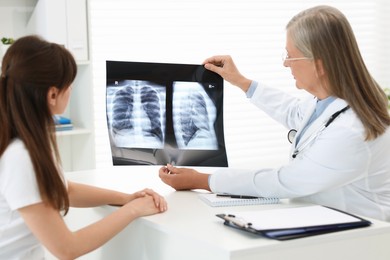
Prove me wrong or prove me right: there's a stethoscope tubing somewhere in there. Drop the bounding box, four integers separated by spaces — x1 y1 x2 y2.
289 106 350 158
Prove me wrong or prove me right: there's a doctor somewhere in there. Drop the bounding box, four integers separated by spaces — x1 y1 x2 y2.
159 5 390 221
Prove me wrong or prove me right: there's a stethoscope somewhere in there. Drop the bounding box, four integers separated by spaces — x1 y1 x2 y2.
288 105 350 158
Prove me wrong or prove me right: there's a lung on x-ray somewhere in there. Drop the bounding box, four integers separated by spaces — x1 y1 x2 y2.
106 60 228 167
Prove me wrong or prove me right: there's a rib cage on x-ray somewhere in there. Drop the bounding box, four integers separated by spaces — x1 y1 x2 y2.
108 80 165 149
173 82 218 150
140 86 163 141
180 92 209 145
111 86 135 133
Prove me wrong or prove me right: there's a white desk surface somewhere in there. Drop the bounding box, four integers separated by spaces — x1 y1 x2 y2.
63 166 390 260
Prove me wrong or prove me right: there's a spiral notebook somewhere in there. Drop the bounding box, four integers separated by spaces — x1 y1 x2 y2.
199 193 279 207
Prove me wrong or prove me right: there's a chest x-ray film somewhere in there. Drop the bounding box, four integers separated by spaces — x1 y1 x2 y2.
106 60 228 167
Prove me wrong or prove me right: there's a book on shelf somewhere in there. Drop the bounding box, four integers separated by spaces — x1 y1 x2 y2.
53 115 73 131
55 124 73 131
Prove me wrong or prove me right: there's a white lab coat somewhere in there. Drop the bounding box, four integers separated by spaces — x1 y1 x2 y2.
209 83 390 221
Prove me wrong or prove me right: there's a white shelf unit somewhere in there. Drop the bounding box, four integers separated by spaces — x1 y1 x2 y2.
56 61 95 172
56 127 91 137
0 0 95 172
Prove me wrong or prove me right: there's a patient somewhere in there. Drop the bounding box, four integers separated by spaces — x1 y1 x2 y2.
0 35 167 259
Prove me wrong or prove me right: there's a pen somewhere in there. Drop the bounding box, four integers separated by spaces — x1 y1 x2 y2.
216 194 261 199
166 162 175 174
165 165 171 174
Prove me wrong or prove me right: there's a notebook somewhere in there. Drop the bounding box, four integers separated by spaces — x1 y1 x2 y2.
198 193 279 207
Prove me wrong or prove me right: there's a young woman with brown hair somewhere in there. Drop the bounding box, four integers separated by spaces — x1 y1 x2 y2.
0 35 167 259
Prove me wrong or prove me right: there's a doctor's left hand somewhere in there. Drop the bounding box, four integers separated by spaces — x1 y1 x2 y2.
159 164 211 191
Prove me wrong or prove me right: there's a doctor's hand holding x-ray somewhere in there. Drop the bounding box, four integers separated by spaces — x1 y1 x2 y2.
159 5 390 222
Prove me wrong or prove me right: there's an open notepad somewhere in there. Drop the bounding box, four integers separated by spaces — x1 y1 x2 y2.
199 193 279 207
216 205 371 240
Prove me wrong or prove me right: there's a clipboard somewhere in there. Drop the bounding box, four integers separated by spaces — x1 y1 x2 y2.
216 205 371 240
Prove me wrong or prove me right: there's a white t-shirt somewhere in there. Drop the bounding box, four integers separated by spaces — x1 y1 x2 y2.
0 139 45 259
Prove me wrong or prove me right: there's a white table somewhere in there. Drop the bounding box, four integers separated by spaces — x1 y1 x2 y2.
63 166 390 260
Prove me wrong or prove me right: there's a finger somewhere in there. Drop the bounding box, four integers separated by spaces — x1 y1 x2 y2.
202 56 216 65
155 194 165 209
134 191 146 198
159 165 169 174
154 196 164 210
144 189 162 208
154 196 160 208
203 55 225 65
204 63 224 75
143 188 156 196
160 198 168 212
158 170 169 180
159 168 169 178
165 164 177 174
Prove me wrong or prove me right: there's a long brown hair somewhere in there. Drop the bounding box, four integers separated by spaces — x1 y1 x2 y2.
287 5 390 140
0 35 77 214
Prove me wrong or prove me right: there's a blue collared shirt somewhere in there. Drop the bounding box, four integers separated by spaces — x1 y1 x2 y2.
295 96 336 144
246 80 258 98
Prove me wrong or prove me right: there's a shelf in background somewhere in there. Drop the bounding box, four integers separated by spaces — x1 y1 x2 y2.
55 127 91 136
77 60 90 66
4 0 95 172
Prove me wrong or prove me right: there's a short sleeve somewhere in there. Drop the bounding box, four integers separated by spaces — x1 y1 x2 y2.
0 140 42 210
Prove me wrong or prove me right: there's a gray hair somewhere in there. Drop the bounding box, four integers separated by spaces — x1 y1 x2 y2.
286 5 390 140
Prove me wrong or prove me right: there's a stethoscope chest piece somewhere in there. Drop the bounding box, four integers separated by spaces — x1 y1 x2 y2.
287 129 297 144
287 105 350 159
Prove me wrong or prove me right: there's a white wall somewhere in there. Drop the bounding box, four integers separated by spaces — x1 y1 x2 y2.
88 0 390 170
0 0 36 39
